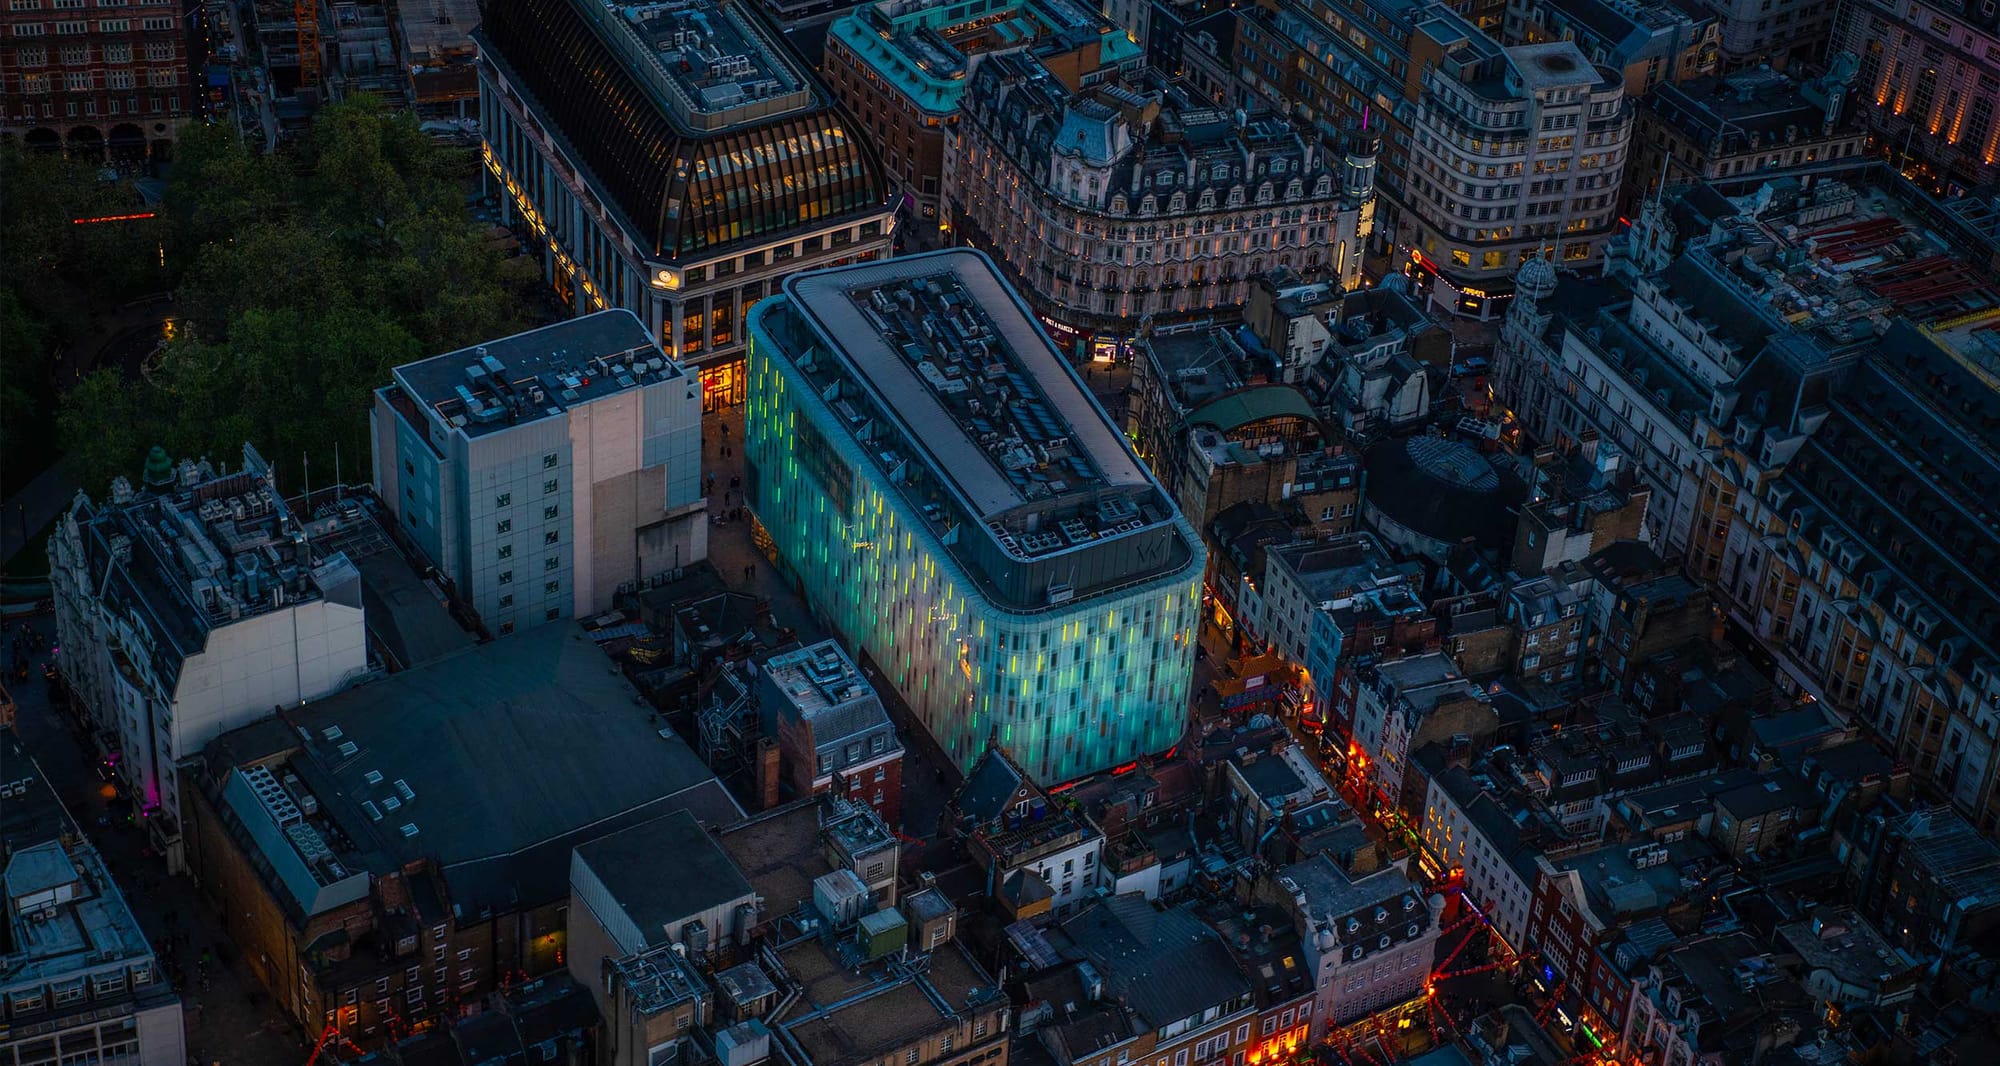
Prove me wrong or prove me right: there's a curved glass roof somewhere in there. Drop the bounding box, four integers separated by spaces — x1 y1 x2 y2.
479 0 889 260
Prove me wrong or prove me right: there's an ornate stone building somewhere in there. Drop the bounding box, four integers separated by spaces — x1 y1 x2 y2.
945 54 1376 357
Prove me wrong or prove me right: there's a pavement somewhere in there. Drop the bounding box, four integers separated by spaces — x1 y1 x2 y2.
4 613 309 1066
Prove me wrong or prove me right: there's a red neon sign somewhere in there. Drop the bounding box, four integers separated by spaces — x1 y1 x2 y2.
70 211 158 225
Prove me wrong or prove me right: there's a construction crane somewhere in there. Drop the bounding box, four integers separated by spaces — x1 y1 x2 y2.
296 0 321 88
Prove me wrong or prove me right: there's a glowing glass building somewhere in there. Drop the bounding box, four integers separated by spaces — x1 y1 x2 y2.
744 251 1205 784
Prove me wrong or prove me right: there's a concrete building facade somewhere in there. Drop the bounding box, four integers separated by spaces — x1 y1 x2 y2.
822 0 1141 223
1838 0 2000 192
372 311 705 635
1401 35 1634 320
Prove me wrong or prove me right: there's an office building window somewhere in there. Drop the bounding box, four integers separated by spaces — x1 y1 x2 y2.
544 505 559 520
544 530 559 545
496 492 511 507
497 570 513 584
545 580 560 595
543 478 558 495
543 453 558 469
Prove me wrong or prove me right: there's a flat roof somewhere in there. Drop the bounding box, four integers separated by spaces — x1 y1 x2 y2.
609 0 811 121
784 939 995 1063
392 310 685 441
781 251 1151 520
764 640 874 718
211 625 741 915
720 802 826 916
574 809 755 947
301 494 475 669
396 0 477 60
1507 41 1605 92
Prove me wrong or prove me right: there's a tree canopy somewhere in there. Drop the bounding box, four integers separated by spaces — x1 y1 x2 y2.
56 96 538 493
0 148 167 488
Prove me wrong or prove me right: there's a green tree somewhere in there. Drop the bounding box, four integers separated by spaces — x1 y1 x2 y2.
1 291 53 479
59 95 535 491
1 146 167 491
57 369 167 493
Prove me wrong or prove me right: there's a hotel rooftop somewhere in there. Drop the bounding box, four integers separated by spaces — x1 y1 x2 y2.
762 251 1197 606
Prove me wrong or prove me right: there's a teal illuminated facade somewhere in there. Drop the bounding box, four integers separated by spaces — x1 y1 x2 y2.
744 251 1204 784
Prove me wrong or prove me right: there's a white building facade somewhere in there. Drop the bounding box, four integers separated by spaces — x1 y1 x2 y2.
49 447 368 869
372 311 705 636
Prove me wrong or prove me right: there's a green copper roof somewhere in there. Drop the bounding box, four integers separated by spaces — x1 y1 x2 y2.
1185 386 1319 434
829 0 1139 117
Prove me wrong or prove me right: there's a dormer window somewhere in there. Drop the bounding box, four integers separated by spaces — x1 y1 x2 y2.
1112 195 1127 213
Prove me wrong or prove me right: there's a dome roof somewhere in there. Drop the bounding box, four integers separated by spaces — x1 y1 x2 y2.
477 0 888 261
1363 435 1523 549
1515 254 1559 301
